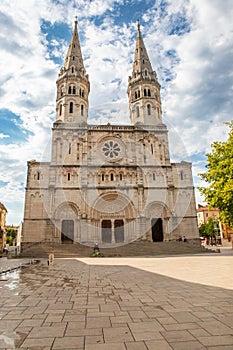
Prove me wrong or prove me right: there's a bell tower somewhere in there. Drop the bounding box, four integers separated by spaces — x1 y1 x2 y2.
56 20 90 124
127 23 162 126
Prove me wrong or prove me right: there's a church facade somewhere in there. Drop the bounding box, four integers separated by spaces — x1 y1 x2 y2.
22 21 199 246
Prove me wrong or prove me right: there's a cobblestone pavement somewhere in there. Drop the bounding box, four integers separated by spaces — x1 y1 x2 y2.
0 252 233 349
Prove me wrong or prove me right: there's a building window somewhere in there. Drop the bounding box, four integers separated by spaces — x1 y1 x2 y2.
148 89 151 97
68 86 72 94
135 91 137 99
81 104 84 116
59 104 62 116
69 102 73 113
69 143 71 154
153 173 156 181
144 89 147 97
180 171 184 180
71 67 74 73
37 171 41 180
151 144 153 154
73 56 75 60
102 174 105 181
136 106 140 118
147 104 151 115
82 90 84 97
145 69 147 76
138 90 140 98
119 174 123 181
67 173 71 181
110 173 114 181
73 87 76 94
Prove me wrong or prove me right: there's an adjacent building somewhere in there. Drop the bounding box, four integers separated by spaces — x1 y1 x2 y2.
0 202 7 251
22 21 199 247
197 204 233 242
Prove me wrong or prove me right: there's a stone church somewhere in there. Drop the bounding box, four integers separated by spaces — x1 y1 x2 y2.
22 21 199 246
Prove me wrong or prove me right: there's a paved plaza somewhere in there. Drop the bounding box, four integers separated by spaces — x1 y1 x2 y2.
0 249 233 349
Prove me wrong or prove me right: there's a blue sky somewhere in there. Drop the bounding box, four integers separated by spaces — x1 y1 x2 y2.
0 0 233 224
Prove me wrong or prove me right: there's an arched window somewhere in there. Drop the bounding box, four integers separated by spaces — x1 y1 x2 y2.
82 90 84 97
69 102 73 113
68 86 72 94
101 174 105 181
153 173 156 181
79 88 82 96
73 56 75 60
59 104 62 116
144 89 147 97
147 104 151 115
68 173 71 181
143 59 145 64
151 144 153 154
119 174 123 181
37 171 41 180
71 67 74 73
136 106 140 118
135 91 137 99
110 173 114 181
73 87 76 94
69 143 71 155
145 70 147 76
148 89 151 97
81 104 84 116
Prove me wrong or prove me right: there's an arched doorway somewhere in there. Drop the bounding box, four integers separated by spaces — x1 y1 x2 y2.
102 220 112 243
151 218 163 242
61 220 74 243
114 220 124 243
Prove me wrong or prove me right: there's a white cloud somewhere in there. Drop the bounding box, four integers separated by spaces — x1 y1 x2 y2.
0 133 9 139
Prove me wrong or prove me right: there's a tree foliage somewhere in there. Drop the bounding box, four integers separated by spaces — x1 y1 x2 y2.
198 122 233 228
199 217 220 238
6 228 17 246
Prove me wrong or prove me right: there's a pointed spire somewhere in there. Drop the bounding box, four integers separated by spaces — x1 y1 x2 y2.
56 18 90 124
132 21 153 77
63 19 85 72
127 22 162 126
137 19 141 37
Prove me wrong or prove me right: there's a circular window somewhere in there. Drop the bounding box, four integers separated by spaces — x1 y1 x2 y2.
102 141 121 158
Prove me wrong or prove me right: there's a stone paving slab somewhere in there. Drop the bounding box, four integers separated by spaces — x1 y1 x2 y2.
0 255 232 349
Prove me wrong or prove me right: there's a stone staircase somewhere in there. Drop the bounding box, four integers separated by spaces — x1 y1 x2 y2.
20 240 213 259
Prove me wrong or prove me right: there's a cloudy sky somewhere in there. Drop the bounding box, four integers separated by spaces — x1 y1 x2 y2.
0 0 232 225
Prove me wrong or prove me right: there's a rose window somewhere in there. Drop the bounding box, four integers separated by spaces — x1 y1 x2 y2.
102 141 120 158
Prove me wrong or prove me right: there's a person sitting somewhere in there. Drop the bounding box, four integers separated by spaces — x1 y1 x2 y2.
93 242 100 252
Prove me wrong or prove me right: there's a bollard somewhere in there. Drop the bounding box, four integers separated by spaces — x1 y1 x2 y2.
48 253 55 266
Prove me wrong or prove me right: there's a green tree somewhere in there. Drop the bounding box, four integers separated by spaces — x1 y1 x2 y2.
199 217 220 238
6 228 17 246
198 122 233 228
